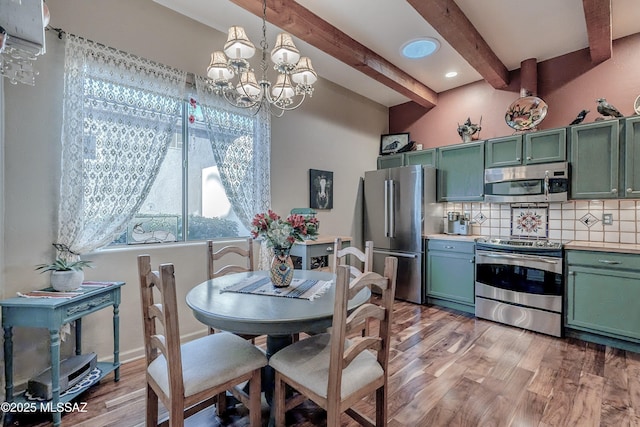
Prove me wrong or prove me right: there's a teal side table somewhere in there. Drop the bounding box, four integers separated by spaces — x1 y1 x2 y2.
0 282 124 426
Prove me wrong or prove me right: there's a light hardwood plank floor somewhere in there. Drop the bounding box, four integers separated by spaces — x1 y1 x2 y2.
9 300 640 427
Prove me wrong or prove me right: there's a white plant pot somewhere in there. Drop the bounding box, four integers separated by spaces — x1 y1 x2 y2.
50 270 84 292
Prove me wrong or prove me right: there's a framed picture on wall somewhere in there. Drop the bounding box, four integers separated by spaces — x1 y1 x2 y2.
309 169 333 210
380 133 410 155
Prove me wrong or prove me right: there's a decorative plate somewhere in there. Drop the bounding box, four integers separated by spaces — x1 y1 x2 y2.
634 95 640 115
505 96 548 131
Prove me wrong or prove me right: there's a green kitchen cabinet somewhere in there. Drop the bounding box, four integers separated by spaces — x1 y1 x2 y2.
485 135 522 168
524 128 567 164
404 148 437 167
623 116 640 198
436 141 484 202
485 128 566 168
376 153 404 169
569 120 620 199
377 149 437 169
426 239 475 314
565 250 640 351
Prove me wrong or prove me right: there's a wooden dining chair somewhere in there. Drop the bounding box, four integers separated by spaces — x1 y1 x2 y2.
207 238 254 279
270 256 398 427
206 238 260 339
333 238 374 335
332 238 373 280
137 255 267 427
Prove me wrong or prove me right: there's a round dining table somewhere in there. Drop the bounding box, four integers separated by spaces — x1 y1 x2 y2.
186 269 370 404
186 269 370 338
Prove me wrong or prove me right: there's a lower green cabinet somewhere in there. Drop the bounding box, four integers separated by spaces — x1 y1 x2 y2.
426 239 475 314
565 250 640 350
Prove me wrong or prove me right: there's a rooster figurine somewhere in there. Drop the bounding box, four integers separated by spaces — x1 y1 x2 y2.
457 117 482 142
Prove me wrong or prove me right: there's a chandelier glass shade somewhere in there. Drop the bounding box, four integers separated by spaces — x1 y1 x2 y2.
206 0 316 116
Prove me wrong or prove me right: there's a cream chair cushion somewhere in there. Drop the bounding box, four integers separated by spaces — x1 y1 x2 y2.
269 333 383 400
148 331 267 398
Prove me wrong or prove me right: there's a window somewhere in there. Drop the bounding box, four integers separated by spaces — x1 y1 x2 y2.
113 97 259 245
59 36 270 254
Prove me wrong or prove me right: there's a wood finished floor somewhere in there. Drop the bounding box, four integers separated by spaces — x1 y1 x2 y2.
10 300 640 427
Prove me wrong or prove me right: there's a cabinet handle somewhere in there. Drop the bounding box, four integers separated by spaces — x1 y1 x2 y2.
568 271 574 275
516 157 521 161
627 188 633 193
469 259 474 263
526 156 532 160
611 188 618 194
444 245 455 249
598 259 621 264
326 246 334 253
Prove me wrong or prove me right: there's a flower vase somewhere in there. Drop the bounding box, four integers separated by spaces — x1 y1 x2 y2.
270 247 294 288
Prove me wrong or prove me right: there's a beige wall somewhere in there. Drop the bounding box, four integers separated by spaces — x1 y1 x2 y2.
1 0 387 390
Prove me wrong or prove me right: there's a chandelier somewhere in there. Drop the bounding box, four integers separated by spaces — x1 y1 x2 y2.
206 0 317 116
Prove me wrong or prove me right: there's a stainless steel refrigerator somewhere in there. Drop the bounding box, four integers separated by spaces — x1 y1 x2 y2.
364 165 441 303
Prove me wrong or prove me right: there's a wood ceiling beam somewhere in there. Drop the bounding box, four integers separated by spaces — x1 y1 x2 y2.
228 0 438 109
406 0 510 90
582 0 612 64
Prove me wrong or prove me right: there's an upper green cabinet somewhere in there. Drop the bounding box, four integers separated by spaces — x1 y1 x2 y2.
623 116 640 198
485 128 566 168
437 141 484 202
376 153 404 169
404 149 436 167
570 120 620 199
376 148 436 169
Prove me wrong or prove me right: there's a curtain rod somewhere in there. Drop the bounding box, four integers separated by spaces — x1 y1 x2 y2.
45 25 199 88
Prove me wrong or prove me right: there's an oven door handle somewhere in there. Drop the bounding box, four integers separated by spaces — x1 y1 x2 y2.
478 252 559 265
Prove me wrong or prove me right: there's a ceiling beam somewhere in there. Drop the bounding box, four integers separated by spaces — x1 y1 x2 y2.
228 0 438 109
406 0 510 90
582 0 612 64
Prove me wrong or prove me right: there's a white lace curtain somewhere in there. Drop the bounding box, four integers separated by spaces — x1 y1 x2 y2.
194 75 271 230
57 35 186 256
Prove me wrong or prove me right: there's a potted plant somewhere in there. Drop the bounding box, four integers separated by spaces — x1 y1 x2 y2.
36 244 93 291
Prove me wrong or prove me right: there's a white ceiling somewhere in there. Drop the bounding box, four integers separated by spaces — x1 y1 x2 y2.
154 0 640 107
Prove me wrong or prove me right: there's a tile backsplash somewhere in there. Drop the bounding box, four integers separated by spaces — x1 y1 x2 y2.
444 200 640 244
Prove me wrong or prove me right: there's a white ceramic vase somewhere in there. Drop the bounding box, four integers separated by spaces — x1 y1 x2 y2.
50 270 84 292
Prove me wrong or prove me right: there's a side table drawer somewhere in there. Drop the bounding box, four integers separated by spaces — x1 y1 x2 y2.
305 243 339 258
63 292 116 323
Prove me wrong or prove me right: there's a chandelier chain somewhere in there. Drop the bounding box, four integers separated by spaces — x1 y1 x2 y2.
260 0 268 76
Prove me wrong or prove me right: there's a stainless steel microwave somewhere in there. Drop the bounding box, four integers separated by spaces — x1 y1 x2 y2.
484 162 569 203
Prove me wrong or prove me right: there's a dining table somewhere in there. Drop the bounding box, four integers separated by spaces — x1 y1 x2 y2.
185 268 370 403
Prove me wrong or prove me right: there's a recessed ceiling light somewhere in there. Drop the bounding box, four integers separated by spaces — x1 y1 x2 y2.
445 71 458 78
401 38 440 59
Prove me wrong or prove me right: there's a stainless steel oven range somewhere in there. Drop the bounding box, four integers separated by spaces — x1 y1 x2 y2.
475 238 564 337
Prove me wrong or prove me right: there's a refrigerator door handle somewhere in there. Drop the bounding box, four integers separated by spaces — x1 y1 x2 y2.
389 180 395 238
383 179 389 237
373 249 418 259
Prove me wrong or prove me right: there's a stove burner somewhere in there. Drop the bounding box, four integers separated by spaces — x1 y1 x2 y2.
476 238 563 250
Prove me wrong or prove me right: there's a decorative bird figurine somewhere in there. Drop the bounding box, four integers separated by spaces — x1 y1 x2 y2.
569 109 589 125
596 98 623 119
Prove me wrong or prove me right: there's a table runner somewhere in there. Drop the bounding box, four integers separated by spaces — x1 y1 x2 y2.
221 276 332 300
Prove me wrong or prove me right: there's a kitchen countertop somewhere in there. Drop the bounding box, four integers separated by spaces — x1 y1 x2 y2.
564 241 640 255
424 234 484 242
